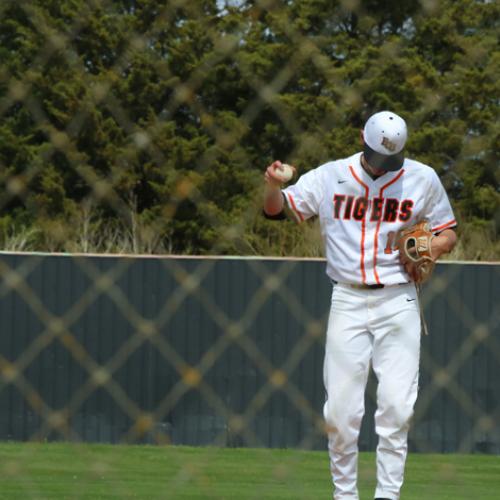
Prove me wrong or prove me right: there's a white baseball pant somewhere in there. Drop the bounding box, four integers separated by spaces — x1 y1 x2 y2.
323 282 421 500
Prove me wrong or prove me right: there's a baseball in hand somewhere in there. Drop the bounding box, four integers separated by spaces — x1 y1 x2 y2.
271 163 295 183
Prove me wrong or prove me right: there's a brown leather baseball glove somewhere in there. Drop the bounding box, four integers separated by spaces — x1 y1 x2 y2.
396 220 435 284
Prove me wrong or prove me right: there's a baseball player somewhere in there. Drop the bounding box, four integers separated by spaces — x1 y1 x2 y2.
263 111 457 500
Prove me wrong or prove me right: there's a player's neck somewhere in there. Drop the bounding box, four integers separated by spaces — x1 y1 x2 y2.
360 154 386 179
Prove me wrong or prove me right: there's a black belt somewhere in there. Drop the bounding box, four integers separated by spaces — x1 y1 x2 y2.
349 283 385 290
332 280 407 290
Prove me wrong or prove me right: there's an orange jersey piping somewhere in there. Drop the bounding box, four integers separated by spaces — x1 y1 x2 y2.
373 169 405 284
348 166 370 284
286 192 305 222
432 219 456 233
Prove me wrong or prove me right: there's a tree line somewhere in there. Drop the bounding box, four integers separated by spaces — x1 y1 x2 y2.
0 0 498 259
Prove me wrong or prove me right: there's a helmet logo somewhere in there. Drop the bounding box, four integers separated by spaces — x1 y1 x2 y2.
381 136 396 152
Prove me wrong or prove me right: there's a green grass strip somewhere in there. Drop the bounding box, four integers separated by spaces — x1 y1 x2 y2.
0 443 498 499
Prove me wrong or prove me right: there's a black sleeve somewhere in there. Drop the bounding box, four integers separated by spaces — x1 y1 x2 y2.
262 210 287 220
262 192 287 220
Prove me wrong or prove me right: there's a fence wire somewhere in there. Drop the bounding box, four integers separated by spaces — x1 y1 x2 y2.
0 0 499 499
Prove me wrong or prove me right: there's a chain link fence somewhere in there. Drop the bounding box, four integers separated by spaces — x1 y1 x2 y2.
0 253 499 498
0 0 499 498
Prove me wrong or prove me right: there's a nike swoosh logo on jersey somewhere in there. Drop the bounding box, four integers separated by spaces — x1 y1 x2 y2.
338 180 347 184
406 298 416 302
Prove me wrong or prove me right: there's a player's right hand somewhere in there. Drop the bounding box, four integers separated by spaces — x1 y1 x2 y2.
265 161 296 187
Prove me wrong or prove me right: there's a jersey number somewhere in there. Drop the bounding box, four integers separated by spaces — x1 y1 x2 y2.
384 231 397 254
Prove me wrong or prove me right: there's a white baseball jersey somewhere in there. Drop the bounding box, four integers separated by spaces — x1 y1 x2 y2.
282 152 456 285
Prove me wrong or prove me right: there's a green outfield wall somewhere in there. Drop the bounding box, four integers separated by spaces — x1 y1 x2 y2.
0 253 498 453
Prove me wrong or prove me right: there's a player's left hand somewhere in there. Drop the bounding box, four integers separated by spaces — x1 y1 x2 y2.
396 221 436 284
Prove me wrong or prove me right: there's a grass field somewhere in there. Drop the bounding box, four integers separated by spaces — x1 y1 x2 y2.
0 443 499 499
